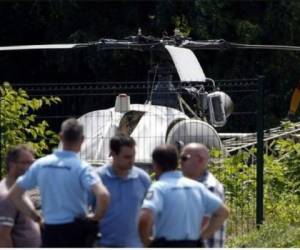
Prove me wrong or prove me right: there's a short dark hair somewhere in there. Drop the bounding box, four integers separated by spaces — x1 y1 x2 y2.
61 118 83 143
5 144 34 171
109 134 136 155
152 144 178 171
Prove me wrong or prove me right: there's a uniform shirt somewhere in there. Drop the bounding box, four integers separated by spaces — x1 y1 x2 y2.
199 170 226 248
16 150 101 224
93 164 151 247
142 170 222 241
0 179 41 247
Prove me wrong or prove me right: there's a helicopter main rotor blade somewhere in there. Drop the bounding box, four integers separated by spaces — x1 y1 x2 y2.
0 38 299 52
182 39 300 52
0 43 89 51
229 42 300 51
0 40 162 52
94 39 163 51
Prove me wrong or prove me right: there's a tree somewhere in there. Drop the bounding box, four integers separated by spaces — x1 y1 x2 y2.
0 0 300 127
0 82 60 177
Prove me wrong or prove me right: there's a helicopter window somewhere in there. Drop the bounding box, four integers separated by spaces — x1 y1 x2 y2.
118 110 145 136
207 93 227 127
211 96 224 122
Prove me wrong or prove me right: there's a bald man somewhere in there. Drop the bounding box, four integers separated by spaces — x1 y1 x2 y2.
180 143 226 248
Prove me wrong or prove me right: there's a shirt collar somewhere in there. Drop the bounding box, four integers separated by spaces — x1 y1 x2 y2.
54 149 79 158
105 165 138 179
159 170 182 180
198 169 209 182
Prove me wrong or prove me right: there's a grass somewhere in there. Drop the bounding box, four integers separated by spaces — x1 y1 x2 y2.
227 221 300 248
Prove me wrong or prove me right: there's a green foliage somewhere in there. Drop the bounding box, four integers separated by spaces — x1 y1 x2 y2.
0 82 61 176
236 20 261 43
0 1 300 125
210 137 300 239
210 149 256 236
274 138 300 193
227 220 300 248
172 16 191 37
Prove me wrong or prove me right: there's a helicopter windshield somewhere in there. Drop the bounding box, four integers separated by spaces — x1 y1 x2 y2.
165 45 206 82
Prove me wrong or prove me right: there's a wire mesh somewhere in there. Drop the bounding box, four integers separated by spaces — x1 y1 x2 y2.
2 79 260 240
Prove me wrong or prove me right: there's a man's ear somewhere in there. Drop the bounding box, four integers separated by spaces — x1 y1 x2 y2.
8 162 16 173
80 135 84 144
153 163 160 173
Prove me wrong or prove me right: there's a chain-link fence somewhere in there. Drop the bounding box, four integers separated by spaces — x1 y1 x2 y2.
1 78 263 240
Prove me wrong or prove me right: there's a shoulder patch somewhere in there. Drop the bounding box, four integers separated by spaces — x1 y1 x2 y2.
145 190 154 200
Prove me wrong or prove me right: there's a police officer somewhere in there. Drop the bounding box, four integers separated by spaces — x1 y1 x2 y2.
139 144 229 247
8 118 110 247
181 143 226 247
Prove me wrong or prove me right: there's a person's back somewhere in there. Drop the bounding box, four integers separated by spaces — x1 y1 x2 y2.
8 118 110 247
139 144 229 248
181 143 227 248
147 171 219 241
23 150 94 224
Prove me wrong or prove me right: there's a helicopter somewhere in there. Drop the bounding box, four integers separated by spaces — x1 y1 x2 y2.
77 43 234 166
1 29 300 167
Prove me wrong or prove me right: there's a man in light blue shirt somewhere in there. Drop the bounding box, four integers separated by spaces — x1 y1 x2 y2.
91 134 151 247
8 118 110 247
139 144 229 247
181 143 226 248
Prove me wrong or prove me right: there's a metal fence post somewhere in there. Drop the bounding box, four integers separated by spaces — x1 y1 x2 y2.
256 76 264 226
0 92 2 179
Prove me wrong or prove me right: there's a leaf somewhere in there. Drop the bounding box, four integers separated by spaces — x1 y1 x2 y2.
0 82 60 176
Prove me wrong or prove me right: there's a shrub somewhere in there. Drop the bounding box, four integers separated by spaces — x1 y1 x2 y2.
227 220 300 248
210 137 300 238
0 82 61 177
